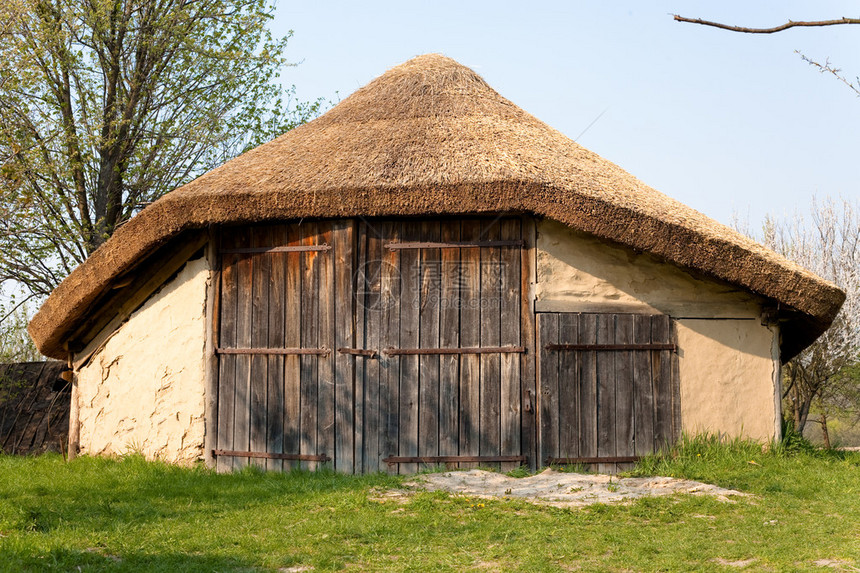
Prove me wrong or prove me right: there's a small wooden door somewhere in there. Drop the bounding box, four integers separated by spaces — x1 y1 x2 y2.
537 312 679 472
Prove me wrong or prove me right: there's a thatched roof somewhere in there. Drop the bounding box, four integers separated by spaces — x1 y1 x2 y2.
29 54 844 361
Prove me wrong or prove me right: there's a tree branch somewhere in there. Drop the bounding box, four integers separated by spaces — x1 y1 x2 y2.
673 15 860 34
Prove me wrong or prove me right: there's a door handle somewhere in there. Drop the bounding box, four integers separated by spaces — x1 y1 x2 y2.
337 348 379 358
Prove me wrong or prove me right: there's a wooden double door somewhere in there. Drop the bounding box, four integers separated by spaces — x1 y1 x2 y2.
214 217 535 473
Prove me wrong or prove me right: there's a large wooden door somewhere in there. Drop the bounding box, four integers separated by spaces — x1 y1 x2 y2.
214 220 355 472
537 312 679 472
214 217 535 474
353 218 534 473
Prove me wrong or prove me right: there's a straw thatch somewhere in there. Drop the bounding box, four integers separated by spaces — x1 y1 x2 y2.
29 54 844 361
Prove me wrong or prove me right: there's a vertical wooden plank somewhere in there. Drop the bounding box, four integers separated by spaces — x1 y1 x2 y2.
479 219 501 469
266 224 286 472
579 313 598 464
232 229 253 470
380 221 401 473
652 314 673 451
499 218 521 472
334 220 355 473
216 230 238 472
615 314 635 466
300 222 320 470
398 221 420 474
438 220 460 458
671 319 682 444
361 222 383 472
353 222 367 473
520 217 538 470
317 221 336 469
557 313 579 461
458 220 481 468
283 224 302 471
596 314 616 473
204 227 220 468
249 226 270 469
537 313 559 465
632 314 655 456
418 221 441 465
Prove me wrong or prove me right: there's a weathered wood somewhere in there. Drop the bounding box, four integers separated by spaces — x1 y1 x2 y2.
383 346 524 355
380 221 401 473
520 217 537 470
333 220 355 473
283 224 303 471
479 220 502 468
632 314 655 456
615 314 635 459
557 312 580 461
300 222 320 470
217 347 329 356
221 244 331 254
317 222 336 471
438 220 460 458
203 227 220 468
418 221 441 460
652 315 673 450
546 456 640 465
596 313 616 473
232 230 253 470
266 224 286 472
537 313 559 464
385 240 524 250
398 221 421 474
498 219 521 471
458 220 481 468
383 455 526 464
546 343 676 351
213 449 330 462
578 313 598 463
360 222 382 472
216 231 239 472
671 319 682 444
249 226 270 469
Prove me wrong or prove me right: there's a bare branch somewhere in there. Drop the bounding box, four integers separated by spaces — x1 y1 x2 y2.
673 15 860 34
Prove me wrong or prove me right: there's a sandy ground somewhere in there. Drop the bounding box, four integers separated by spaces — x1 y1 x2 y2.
396 469 748 508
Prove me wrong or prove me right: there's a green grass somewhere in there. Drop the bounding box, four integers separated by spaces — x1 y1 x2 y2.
0 439 859 572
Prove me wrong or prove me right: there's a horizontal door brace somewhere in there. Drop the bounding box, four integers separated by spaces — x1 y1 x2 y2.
546 456 640 465
545 343 676 352
221 244 331 254
216 347 330 356
337 347 379 358
384 240 524 250
212 450 331 462
383 455 527 465
383 346 525 356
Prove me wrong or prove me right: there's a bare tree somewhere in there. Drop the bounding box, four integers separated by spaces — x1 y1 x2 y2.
748 198 860 435
0 0 322 306
674 14 860 98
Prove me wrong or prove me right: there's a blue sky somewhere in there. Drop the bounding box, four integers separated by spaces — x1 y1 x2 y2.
270 1 860 228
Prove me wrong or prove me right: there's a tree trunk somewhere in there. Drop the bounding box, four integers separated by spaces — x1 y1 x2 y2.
820 410 831 449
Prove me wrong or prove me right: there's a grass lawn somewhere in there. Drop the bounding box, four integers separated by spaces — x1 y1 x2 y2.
0 437 858 572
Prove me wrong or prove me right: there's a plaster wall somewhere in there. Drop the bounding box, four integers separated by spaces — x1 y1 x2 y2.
536 218 779 441
75 256 209 463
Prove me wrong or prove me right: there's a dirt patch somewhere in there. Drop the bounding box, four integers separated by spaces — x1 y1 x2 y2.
399 469 749 508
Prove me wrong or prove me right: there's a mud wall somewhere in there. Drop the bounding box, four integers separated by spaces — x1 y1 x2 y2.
74 256 209 463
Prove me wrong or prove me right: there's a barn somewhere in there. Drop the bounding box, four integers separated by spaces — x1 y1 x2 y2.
28 54 844 473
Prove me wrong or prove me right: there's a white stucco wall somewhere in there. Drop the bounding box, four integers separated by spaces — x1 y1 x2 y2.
74 256 209 463
536 218 779 441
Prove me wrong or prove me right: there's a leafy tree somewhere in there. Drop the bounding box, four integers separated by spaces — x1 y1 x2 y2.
0 0 322 306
